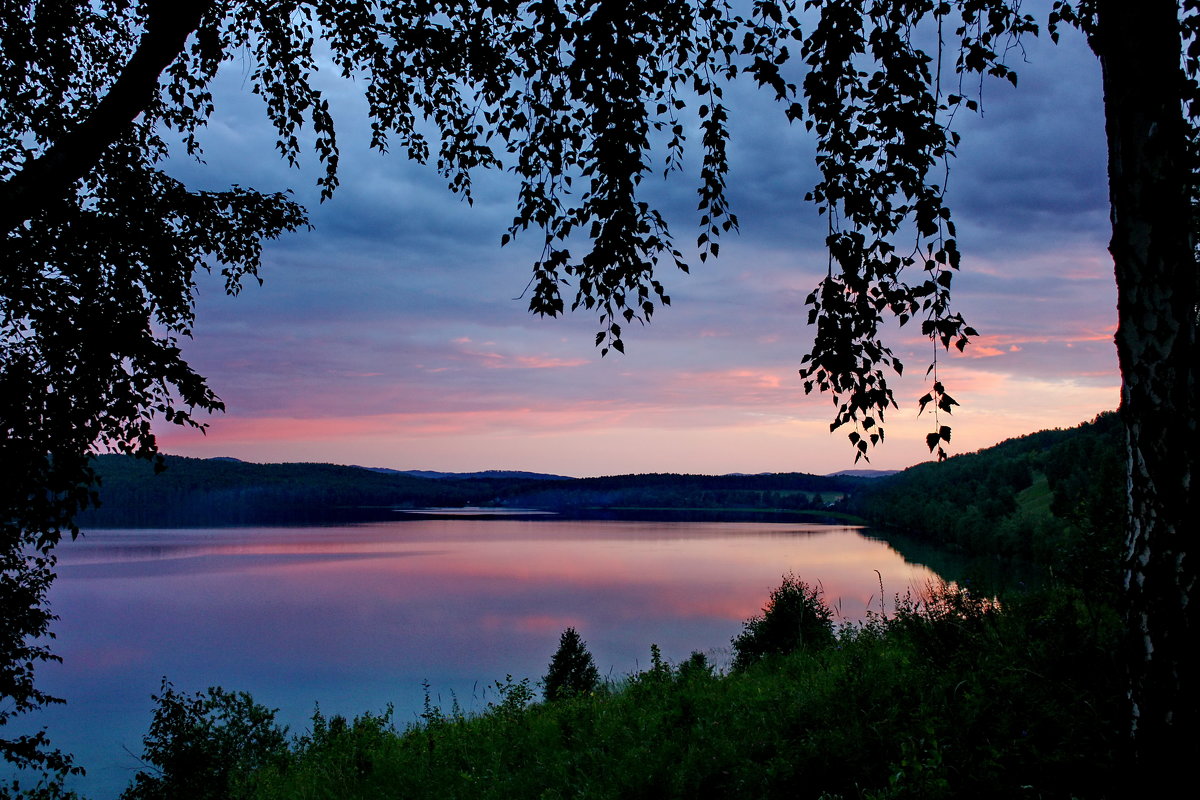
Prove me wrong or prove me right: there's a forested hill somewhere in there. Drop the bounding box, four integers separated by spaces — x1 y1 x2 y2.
79 416 1121 540
494 471 863 517
848 412 1123 589
77 456 863 527
77 455 526 527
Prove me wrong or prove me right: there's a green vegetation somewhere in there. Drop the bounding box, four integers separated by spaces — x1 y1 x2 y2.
121 682 287 800
848 412 1124 596
730 575 836 671
119 581 1125 800
110 416 1130 798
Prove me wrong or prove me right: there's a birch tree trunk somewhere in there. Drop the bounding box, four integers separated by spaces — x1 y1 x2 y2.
1096 0 1199 776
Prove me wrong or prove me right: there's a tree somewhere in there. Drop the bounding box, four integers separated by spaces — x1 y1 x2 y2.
1077 0 1198 777
120 680 288 800
543 627 601 701
0 0 744 776
1 0 1195 784
731 574 835 670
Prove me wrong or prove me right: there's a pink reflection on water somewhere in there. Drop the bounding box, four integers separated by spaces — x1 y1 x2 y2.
38 520 943 799
65 520 939 626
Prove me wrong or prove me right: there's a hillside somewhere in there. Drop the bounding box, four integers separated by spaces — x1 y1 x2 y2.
78 456 863 527
77 456 543 527
495 471 863 518
850 411 1124 592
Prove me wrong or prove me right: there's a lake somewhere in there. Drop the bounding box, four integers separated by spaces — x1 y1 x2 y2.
17 517 942 798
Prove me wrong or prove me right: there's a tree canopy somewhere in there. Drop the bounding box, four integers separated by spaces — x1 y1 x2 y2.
2 0 1197 786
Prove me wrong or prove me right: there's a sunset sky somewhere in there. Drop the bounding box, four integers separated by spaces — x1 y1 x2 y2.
155 16 1117 478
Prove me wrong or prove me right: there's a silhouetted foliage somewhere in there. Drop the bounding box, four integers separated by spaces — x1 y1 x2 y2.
675 651 714 681
543 628 601 703
731 574 836 670
120 680 287 800
4 0 1197 775
122 576 1128 799
1 0 777 764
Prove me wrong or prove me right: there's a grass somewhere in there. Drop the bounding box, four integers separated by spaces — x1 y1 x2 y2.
121 581 1127 800
1014 475 1054 517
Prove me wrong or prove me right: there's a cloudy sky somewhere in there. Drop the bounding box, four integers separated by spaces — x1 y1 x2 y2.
155 10 1117 477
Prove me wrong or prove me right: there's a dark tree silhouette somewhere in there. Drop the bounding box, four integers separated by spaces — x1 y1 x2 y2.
731 575 835 671
1 0 1195 783
543 627 601 702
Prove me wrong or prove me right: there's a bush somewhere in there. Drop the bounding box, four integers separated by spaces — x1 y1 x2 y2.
121 680 287 800
543 628 600 701
731 574 836 670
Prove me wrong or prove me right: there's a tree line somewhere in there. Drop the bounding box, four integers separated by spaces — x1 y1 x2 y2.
77 455 864 527
849 412 1124 596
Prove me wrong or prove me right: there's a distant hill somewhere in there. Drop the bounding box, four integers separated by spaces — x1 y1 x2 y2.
358 467 575 481
491 471 865 517
78 456 549 527
828 469 899 479
77 457 865 528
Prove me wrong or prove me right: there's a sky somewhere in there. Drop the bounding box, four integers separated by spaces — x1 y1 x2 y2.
154 10 1118 478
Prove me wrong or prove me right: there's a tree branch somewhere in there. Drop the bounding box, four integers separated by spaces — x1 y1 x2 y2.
0 0 214 234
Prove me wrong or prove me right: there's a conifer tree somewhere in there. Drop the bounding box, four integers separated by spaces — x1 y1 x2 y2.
543 627 600 702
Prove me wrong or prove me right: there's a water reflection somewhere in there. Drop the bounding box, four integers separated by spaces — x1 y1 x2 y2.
29 519 939 798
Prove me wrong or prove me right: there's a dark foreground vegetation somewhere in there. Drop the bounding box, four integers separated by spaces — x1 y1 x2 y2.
119 579 1125 800
106 414 1127 799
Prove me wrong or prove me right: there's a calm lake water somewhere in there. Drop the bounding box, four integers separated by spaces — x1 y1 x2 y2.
18 518 942 798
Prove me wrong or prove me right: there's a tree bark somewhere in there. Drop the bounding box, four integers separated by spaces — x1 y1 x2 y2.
0 0 212 235
1096 0 1199 778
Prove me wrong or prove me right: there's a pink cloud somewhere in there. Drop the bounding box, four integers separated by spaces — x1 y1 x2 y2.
511 355 589 369
962 345 1007 358
452 342 589 370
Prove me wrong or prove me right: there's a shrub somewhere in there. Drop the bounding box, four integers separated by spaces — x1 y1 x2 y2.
676 650 713 680
121 680 287 800
543 627 600 701
732 574 836 670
